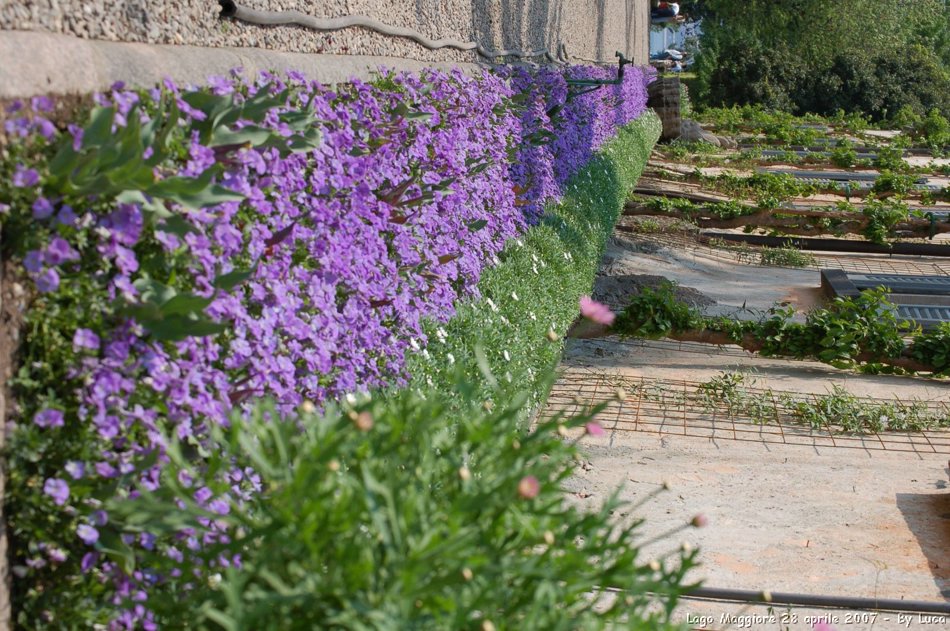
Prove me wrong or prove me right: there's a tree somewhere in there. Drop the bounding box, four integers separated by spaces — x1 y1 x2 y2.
692 0 950 119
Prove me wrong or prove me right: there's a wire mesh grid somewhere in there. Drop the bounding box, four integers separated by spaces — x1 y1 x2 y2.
621 231 950 276
542 369 950 455
566 335 763 359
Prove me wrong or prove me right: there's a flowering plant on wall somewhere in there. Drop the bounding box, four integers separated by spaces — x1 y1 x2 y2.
1 63 653 625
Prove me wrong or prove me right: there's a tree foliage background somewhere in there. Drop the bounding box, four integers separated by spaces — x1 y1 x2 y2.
687 0 950 120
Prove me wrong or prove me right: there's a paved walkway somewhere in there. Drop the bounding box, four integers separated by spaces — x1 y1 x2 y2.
545 230 950 630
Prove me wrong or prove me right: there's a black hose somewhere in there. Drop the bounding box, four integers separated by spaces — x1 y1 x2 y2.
683 586 950 615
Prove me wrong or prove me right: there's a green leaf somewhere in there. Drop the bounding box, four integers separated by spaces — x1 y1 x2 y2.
133 278 178 306
160 294 215 317
466 219 489 232
145 315 229 342
210 125 274 148
159 215 197 236
213 268 255 292
82 106 117 149
147 168 244 210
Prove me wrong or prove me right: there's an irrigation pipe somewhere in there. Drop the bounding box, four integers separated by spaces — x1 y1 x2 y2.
218 0 574 64
602 586 950 615
679 586 950 615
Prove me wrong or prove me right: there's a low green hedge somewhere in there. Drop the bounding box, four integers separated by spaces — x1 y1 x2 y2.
405 112 662 411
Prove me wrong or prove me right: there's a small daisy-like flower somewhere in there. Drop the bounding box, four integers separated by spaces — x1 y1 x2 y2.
517 476 540 499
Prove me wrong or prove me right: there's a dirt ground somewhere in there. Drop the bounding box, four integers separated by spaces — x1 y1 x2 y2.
548 229 950 630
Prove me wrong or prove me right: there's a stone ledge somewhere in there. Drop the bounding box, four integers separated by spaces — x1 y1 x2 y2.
0 30 485 98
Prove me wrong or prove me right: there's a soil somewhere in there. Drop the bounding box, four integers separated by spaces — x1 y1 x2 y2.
593 272 716 310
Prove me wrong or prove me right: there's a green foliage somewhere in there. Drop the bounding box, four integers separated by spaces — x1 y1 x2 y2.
871 171 917 197
757 244 816 268
872 145 910 172
829 141 858 168
909 323 950 374
891 105 923 130
710 172 816 208
861 198 910 244
692 2 950 121
616 287 927 372
692 371 950 433
404 113 663 413
918 109 950 154
109 391 697 630
783 385 948 433
755 289 911 367
615 282 701 338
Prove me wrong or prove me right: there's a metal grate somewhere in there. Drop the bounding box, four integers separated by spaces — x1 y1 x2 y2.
895 304 950 324
849 274 950 294
541 369 950 455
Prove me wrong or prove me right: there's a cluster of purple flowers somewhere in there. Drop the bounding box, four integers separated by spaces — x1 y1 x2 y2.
8 63 652 626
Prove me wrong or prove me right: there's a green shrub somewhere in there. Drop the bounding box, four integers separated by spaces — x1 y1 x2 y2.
871 171 917 196
110 388 698 629
615 283 701 338
830 140 858 168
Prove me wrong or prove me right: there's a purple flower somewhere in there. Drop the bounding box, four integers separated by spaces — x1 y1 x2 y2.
194 487 213 505
56 205 78 226
34 408 64 428
95 462 118 478
12 164 39 187
31 95 53 112
72 328 101 351
77 524 99 545
43 478 69 505
34 268 60 293
579 295 615 326
64 461 85 479
23 250 43 273
45 237 80 265
47 548 67 563
31 197 54 220
81 551 99 572
208 499 230 515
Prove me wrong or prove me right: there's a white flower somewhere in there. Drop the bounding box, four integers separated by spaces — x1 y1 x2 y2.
447 353 455 365
515 239 524 247
531 253 539 263
511 291 519 301
532 264 539 275
409 338 420 351
528 311 537 321
503 350 511 362
486 298 499 313
436 327 448 342
421 349 431 360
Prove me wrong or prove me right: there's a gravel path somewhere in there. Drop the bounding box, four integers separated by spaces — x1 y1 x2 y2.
0 1 649 66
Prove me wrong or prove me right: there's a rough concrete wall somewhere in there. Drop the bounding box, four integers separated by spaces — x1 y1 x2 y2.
0 1 650 66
